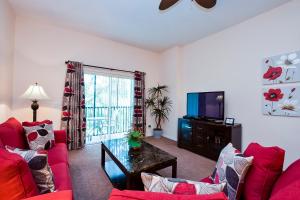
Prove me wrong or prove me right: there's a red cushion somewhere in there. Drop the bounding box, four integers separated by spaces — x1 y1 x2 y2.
243 143 285 200
0 118 27 149
0 149 39 199
23 190 72 200
51 163 72 191
0 138 4 149
200 177 214 184
54 130 67 144
6 117 25 136
269 159 300 200
109 189 228 200
22 120 53 127
48 143 69 166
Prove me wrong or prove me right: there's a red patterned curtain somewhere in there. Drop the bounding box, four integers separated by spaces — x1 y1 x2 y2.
133 71 146 134
61 61 86 150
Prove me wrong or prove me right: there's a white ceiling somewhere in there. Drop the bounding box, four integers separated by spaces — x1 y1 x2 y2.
9 0 290 52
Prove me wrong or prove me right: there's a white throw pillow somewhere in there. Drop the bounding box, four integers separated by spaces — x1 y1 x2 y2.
141 172 225 195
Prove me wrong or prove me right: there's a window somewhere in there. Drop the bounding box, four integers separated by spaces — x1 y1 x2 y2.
84 68 134 144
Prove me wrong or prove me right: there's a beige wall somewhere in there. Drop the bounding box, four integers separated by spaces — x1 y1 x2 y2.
0 0 15 122
12 17 161 135
161 0 300 167
159 47 182 140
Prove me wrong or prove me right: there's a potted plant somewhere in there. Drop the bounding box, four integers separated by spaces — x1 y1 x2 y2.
128 130 143 150
145 84 172 138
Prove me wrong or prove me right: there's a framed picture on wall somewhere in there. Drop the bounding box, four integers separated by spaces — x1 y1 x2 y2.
262 86 300 117
262 50 300 85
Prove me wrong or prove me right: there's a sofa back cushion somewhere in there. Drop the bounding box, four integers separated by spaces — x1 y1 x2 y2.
0 138 4 149
243 143 285 200
0 149 39 199
7 117 25 136
0 118 27 149
269 159 300 200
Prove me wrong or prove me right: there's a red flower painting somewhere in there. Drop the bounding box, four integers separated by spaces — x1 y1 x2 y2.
264 89 284 102
263 66 282 81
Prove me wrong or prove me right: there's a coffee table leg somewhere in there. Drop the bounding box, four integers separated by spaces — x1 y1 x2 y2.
172 161 177 178
101 143 105 167
126 175 132 189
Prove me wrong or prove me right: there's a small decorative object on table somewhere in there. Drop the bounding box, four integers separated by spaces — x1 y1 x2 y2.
225 118 235 125
128 130 143 150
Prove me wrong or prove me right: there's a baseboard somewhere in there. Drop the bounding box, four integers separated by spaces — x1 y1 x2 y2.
162 134 177 142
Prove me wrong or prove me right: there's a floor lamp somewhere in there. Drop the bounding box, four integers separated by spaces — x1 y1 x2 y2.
21 83 49 122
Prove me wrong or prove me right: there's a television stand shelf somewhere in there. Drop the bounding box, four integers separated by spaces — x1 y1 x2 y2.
177 118 241 161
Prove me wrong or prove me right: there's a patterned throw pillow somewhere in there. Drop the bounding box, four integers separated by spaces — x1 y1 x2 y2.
141 172 225 195
23 121 55 150
6 146 55 194
210 143 253 200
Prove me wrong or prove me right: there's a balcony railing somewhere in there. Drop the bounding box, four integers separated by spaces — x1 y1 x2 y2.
85 106 133 143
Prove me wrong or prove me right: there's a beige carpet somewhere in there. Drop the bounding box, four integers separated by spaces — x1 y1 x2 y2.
69 137 216 200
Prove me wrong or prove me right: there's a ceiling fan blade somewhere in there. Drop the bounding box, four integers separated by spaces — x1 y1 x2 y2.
159 0 181 10
194 0 217 9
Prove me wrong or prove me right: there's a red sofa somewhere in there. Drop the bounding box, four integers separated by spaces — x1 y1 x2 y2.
108 143 300 200
0 118 72 200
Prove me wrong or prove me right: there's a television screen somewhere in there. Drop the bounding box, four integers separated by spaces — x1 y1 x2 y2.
187 91 224 120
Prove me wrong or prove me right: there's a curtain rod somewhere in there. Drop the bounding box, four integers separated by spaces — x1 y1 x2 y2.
65 60 136 74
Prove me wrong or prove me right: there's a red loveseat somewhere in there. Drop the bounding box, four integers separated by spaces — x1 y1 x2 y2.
0 118 72 200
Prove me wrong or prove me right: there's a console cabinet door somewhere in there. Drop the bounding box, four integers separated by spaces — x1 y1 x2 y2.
206 126 231 160
178 119 193 149
192 123 208 154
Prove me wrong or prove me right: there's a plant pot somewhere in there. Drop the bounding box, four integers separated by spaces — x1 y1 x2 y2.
153 129 163 139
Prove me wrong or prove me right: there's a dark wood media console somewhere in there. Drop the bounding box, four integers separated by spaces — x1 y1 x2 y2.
177 118 242 161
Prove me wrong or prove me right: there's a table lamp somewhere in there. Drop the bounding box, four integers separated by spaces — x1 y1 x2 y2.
21 83 49 122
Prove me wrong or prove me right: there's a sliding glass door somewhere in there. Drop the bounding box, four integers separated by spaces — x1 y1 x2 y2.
84 70 134 144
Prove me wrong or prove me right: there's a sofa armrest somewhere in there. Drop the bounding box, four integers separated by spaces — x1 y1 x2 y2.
54 130 67 144
23 190 72 200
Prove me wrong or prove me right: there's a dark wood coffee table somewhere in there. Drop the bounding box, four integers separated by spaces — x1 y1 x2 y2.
101 138 177 190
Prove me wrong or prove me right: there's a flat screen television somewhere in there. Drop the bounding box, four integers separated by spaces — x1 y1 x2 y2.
187 91 224 120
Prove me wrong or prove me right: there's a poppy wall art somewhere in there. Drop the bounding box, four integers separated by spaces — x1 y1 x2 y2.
263 51 300 85
262 86 300 117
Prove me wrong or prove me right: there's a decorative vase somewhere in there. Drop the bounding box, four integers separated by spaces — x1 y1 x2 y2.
153 129 163 139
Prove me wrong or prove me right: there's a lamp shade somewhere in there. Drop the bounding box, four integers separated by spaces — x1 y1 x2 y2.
21 83 49 101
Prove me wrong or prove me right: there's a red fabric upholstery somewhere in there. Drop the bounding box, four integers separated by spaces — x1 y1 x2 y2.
23 190 72 200
48 143 69 166
243 143 285 200
0 149 39 199
0 117 72 199
54 130 67 144
0 118 27 149
51 163 72 191
6 117 25 136
109 189 228 200
0 138 4 149
22 120 52 127
200 177 214 184
269 159 300 200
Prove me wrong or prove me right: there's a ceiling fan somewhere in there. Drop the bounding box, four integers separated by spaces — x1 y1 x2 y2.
159 0 217 10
